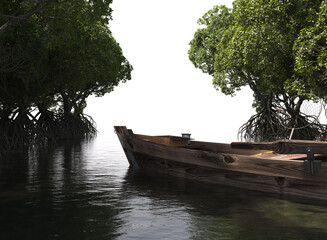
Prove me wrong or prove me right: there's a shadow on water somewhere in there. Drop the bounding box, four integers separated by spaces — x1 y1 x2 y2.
121 168 327 240
2 136 327 240
0 139 126 240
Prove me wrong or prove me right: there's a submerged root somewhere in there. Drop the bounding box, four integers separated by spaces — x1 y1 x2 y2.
34 110 61 146
0 118 34 155
58 113 97 139
0 112 97 156
239 108 325 142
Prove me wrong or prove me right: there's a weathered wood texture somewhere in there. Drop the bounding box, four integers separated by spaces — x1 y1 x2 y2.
231 140 327 154
114 126 327 182
114 126 327 201
116 133 139 167
189 141 270 155
137 134 270 155
135 134 188 147
134 152 327 201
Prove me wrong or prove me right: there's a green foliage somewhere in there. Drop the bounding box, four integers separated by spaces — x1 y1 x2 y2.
293 1 327 99
189 0 321 96
188 0 325 141
0 0 132 151
188 5 232 77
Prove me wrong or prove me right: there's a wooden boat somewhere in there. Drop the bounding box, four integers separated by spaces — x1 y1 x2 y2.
114 126 327 201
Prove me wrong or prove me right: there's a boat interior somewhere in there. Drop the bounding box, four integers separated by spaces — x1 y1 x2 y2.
133 132 327 162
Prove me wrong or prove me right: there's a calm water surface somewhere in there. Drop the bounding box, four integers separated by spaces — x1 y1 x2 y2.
1 132 327 240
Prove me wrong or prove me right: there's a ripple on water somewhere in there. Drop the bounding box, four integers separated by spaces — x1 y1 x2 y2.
2 133 327 240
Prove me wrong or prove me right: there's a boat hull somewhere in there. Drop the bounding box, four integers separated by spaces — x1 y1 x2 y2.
114 126 327 201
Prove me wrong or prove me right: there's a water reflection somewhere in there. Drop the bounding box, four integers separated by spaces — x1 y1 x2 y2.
1 134 327 240
121 168 327 240
0 138 127 240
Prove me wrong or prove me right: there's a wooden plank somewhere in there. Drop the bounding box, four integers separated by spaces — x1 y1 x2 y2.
136 155 327 201
231 140 327 154
231 141 277 151
136 134 269 155
278 140 327 154
123 134 327 182
135 134 188 147
188 141 268 155
116 129 139 168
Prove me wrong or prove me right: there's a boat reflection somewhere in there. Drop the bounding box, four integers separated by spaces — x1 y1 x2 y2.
121 167 327 240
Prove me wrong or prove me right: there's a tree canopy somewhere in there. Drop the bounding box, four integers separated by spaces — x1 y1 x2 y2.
293 1 327 98
189 0 325 141
0 0 132 151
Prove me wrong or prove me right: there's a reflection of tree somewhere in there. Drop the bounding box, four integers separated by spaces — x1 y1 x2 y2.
0 140 126 239
3 145 327 239
0 151 29 188
45 139 126 239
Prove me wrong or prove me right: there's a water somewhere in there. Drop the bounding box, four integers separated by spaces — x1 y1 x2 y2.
1 132 327 240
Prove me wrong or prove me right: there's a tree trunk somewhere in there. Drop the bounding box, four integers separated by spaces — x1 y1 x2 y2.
60 91 72 118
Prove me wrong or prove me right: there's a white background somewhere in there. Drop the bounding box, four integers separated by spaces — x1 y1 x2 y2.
85 0 255 143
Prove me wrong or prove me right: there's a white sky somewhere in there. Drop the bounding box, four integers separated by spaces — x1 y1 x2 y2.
85 0 255 143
